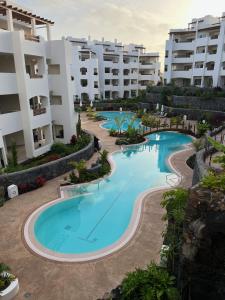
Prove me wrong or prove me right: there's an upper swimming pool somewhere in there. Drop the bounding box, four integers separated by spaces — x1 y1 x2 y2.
98 111 142 131
31 131 192 258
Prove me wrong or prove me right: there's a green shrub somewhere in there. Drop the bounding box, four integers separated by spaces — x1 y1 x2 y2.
197 122 210 136
161 188 188 273
208 136 225 169
201 171 225 192
121 262 180 300
0 263 15 292
51 142 70 156
141 114 159 128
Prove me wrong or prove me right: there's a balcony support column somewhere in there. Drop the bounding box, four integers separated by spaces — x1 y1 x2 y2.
31 18 37 36
6 9 14 31
47 24 52 41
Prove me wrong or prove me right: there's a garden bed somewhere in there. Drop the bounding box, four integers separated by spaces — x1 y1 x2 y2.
0 133 95 194
4 133 90 174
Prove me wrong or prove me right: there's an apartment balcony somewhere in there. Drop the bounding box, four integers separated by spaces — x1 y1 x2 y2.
24 33 40 43
173 55 193 63
0 31 14 53
139 74 155 81
194 53 206 61
0 73 17 95
138 85 147 90
206 54 217 62
195 37 208 47
111 85 120 91
23 39 45 57
0 111 23 135
204 69 214 76
220 67 225 76
173 41 194 51
130 84 139 90
171 70 192 78
30 107 51 129
129 72 138 79
27 74 49 98
129 61 139 68
208 37 219 46
139 63 156 69
221 51 225 60
193 68 204 77
104 60 119 67
32 107 47 116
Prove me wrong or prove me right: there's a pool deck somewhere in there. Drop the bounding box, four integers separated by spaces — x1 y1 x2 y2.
0 113 194 300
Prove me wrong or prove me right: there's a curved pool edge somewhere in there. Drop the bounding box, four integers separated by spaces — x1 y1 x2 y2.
23 137 194 263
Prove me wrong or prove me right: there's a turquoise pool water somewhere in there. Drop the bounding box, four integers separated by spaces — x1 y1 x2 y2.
34 131 192 254
99 111 142 131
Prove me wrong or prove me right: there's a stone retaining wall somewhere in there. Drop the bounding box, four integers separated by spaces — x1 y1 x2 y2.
0 134 95 190
145 93 225 111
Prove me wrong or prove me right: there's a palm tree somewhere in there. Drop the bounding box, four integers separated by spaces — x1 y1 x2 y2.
114 115 126 135
69 160 86 179
99 150 108 164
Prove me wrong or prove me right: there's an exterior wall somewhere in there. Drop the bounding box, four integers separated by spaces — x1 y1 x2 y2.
46 39 77 144
164 13 225 88
67 37 160 100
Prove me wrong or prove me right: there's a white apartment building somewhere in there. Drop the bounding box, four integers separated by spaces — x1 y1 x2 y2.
0 1 77 167
67 37 160 101
164 13 225 88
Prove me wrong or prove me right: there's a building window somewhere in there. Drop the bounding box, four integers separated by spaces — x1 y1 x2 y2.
105 79 110 85
50 95 62 105
105 68 110 73
80 67 87 75
81 79 88 87
164 65 168 72
54 125 64 139
94 68 98 75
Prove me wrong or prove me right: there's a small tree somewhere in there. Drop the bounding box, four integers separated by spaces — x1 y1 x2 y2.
114 115 126 135
76 114 82 138
69 159 86 181
197 122 210 136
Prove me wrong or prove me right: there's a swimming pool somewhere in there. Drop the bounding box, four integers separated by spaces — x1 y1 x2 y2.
99 111 142 131
26 131 192 261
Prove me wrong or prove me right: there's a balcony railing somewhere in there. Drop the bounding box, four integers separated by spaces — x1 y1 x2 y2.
25 33 40 43
33 107 46 116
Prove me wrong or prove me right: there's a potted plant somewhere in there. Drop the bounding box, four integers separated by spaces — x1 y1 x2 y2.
0 263 19 299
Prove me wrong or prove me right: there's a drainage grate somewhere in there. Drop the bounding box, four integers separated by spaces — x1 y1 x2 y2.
24 292 32 298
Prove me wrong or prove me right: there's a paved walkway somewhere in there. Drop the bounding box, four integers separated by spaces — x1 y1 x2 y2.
0 114 194 300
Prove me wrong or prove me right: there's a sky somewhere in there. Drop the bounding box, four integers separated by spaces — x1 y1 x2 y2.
16 0 224 58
